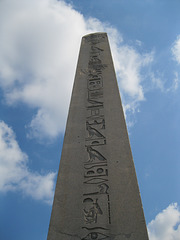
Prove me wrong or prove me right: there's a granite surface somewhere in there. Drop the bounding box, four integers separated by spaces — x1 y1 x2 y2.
47 33 149 240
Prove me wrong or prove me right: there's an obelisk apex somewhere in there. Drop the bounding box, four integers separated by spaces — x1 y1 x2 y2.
47 32 149 240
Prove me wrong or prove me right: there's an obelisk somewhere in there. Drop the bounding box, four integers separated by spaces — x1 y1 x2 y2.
47 33 149 240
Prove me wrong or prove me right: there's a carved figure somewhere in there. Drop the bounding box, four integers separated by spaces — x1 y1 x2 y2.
83 183 109 196
98 183 109 194
88 69 102 78
86 119 105 129
82 232 109 240
91 46 104 53
87 146 106 162
86 125 104 139
83 199 103 224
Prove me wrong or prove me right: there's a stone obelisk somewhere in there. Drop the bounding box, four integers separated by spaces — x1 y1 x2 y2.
47 33 149 240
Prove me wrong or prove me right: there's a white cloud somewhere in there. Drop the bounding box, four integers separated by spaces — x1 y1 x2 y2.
114 45 153 100
0 0 154 139
172 35 180 64
0 0 87 139
0 120 56 203
85 17 153 113
148 203 180 240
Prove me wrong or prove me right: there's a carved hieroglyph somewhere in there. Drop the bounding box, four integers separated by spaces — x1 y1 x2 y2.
47 33 149 240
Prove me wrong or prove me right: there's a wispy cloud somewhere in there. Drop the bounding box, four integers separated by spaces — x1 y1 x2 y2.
172 35 180 64
0 0 154 140
0 120 56 204
113 44 154 121
148 203 180 240
166 72 179 92
115 46 153 101
150 71 179 93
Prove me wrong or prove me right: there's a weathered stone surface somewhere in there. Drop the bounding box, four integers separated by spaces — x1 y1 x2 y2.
47 33 149 240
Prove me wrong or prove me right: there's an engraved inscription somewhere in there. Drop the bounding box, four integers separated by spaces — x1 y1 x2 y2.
85 139 106 146
88 78 103 91
83 183 109 196
84 33 106 45
82 232 110 240
88 89 103 99
84 178 108 185
82 35 111 239
86 146 106 162
84 166 108 178
91 46 104 53
87 98 103 108
98 183 109 194
86 125 105 139
82 227 109 231
87 118 105 129
86 107 104 118
83 198 103 224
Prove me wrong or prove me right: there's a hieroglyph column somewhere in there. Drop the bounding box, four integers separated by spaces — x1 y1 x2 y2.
47 33 149 240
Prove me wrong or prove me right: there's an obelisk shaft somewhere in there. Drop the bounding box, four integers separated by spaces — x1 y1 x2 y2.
47 33 149 240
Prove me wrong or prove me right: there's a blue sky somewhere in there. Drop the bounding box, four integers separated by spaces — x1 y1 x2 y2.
0 0 180 239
